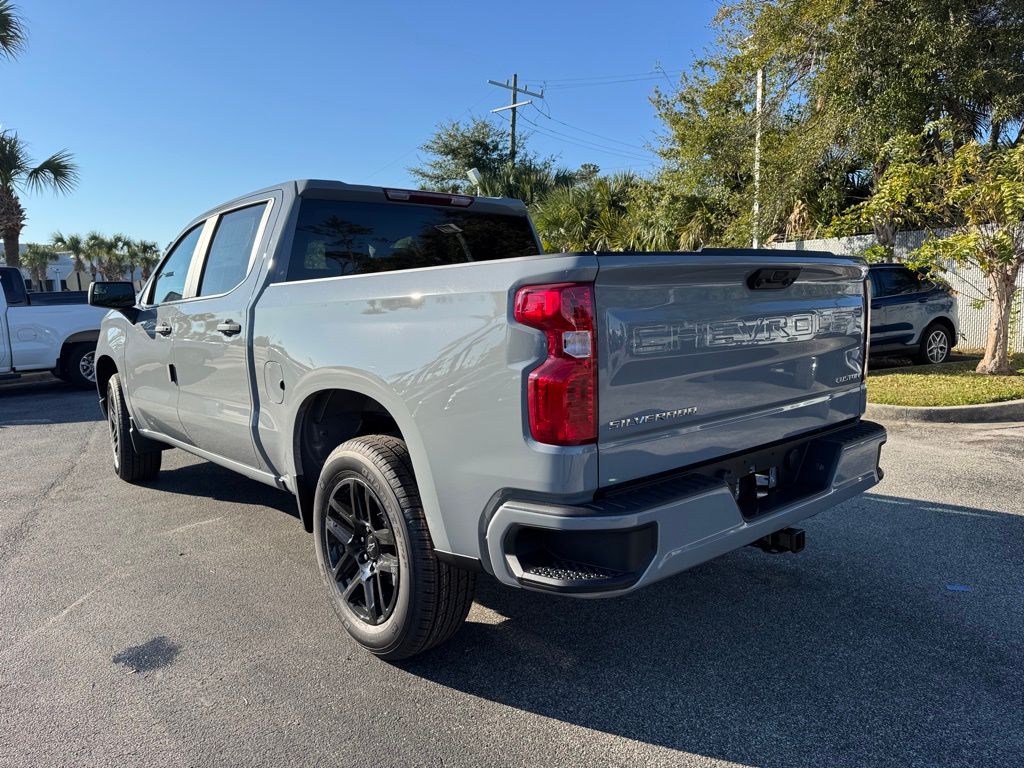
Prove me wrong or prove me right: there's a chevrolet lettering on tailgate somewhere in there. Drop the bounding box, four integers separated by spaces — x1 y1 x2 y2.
630 307 862 355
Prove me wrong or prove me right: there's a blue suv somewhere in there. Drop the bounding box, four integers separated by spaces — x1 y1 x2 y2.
869 263 959 365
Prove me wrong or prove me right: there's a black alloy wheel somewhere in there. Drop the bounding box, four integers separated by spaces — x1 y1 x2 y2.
322 475 400 626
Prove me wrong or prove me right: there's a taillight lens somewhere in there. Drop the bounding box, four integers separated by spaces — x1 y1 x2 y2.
514 283 597 446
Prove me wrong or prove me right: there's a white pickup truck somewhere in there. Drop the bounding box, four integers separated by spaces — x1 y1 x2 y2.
0 266 108 388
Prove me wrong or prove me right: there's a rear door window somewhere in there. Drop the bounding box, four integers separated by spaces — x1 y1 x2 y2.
285 199 539 282
873 267 923 297
197 203 267 297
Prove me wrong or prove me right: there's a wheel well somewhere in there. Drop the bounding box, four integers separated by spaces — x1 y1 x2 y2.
924 317 957 345
58 332 100 372
95 355 118 414
293 389 404 531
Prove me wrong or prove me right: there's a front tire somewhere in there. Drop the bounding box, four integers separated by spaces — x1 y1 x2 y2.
313 435 475 661
107 373 161 483
916 324 952 365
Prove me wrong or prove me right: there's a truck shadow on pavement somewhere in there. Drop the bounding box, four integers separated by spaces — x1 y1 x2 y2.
155 461 300 518
403 493 1022 768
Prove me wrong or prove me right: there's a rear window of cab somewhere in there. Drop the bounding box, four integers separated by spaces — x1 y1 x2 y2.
285 198 540 282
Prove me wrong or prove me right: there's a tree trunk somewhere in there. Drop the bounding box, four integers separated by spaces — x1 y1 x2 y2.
870 159 897 259
0 189 26 267
2 229 19 266
977 265 1021 374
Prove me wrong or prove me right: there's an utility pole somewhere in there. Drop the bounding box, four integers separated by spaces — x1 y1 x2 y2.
752 66 763 248
488 74 544 167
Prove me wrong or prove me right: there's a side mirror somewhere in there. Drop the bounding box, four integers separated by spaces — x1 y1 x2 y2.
89 281 137 311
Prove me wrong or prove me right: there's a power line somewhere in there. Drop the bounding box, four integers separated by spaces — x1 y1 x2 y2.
521 69 684 84
542 75 683 90
512 112 655 161
530 103 652 152
365 147 421 181
513 115 654 162
516 112 655 161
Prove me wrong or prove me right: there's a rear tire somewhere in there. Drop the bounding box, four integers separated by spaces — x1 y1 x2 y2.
313 435 475 661
65 343 97 389
107 373 161 483
915 324 952 365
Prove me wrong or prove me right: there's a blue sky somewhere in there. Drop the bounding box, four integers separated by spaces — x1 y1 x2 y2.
4 0 718 247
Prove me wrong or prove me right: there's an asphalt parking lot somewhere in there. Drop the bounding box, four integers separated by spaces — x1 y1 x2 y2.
1 378 1022 768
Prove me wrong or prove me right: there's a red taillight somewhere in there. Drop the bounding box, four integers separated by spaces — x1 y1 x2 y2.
514 283 597 446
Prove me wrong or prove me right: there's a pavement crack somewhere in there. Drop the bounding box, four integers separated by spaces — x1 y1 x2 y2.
0 575 113 661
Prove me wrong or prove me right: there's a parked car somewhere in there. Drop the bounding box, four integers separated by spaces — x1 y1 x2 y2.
868 263 959 364
0 266 107 387
90 180 887 660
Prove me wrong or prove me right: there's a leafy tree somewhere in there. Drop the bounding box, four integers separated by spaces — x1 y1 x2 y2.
531 172 717 253
0 0 26 60
409 119 513 193
409 116 585 204
845 126 1024 373
21 242 57 289
0 129 78 267
652 0 1024 247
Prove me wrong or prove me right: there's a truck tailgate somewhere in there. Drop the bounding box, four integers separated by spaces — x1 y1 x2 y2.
595 252 867 486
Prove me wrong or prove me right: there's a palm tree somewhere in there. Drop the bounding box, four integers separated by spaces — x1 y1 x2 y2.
84 231 111 279
0 1 26 60
136 239 161 280
50 230 88 272
0 129 78 267
531 173 639 252
21 243 57 290
110 232 135 280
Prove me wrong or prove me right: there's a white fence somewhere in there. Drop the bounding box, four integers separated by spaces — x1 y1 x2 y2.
768 232 1024 352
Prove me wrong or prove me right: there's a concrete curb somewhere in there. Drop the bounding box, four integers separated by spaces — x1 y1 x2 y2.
865 398 1024 423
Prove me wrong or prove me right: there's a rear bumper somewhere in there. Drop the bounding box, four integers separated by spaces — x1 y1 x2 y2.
485 420 886 596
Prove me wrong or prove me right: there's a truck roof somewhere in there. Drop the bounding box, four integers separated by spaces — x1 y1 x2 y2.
196 179 530 224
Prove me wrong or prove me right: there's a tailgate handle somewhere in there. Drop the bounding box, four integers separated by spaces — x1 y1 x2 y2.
747 267 800 290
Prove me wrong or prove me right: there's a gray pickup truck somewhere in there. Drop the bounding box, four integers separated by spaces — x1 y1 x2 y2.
90 180 886 660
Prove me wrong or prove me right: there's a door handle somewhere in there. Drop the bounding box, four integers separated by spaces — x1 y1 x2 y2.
154 322 172 336
216 320 242 336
